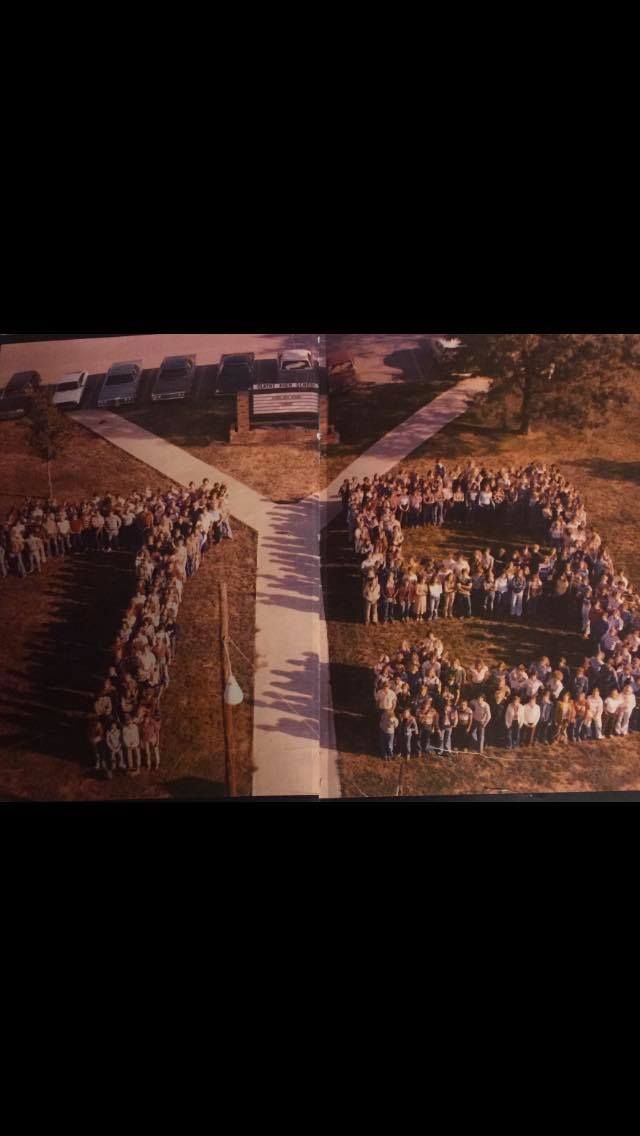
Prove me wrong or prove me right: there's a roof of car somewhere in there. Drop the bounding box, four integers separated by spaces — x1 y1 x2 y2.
108 360 142 373
279 349 311 361
220 353 255 365
60 371 86 382
161 355 195 368
328 351 355 364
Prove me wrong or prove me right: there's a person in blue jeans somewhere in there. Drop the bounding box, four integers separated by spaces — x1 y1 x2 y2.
509 570 526 617
470 693 492 753
400 709 419 758
379 709 399 761
381 575 396 623
438 700 458 755
418 705 439 756
537 693 554 744
505 696 524 749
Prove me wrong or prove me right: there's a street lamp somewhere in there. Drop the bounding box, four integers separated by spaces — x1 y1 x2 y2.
224 674 244 706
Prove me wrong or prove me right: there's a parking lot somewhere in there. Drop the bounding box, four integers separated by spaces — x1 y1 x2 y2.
0 333 324 422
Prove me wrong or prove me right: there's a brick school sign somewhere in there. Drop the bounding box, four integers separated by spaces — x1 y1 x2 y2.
230 376 339 445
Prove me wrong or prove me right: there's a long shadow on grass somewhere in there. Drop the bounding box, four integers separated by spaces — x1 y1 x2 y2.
571 458 640 485
0 551 136 767
322 510 559 627
163 777 227 799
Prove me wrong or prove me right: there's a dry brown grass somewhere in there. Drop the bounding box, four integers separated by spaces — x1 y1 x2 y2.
0 418 257 801
327 374 640 798
322 376 459 487
117 378 457 501
120 399 322 502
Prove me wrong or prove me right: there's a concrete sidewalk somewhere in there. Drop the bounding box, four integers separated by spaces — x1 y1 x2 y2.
72 410 268 532
314 376 491 529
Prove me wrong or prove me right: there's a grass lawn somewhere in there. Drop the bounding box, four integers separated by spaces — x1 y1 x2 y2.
322 375 459 487
116 376 458 501
326 374 640 798
0 418 256 800
119 397 321 503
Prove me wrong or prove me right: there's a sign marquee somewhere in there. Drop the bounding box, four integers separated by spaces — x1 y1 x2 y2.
251 380 319 418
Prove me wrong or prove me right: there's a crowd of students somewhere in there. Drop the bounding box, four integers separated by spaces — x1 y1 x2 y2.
341 460 637 636
373 639 640 758
1 479 233 778
337 460 640 758
0 480 233 578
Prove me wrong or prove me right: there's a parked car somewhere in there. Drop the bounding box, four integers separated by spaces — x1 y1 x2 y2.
0 392 30 420
0 370 42 419
4 370 42 396
277 348 316 377
52 371 89 409
97 360 143 408
431 336 463 361
216 352 256 396
151 355 196 402
327 351 357 379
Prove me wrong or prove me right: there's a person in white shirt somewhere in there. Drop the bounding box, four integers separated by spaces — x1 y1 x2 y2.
494 571 509 614
508 664 529 696
468 660 489 696
375 682 397 713
428 576 442 620
122 716 142 774
618 683 637 736
505 696 525 749
524 672 543 700
603 689 622 737
57 514 72 551
521 697 541 746
106 722 125 773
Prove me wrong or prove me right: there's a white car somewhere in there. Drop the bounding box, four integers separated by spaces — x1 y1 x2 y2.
52 371 89 409
277 348 316 376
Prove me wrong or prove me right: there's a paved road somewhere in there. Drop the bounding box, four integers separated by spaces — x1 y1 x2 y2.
0 332 321 386
327 332 447 386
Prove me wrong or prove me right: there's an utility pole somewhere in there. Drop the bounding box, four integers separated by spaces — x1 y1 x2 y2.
220 582 238 797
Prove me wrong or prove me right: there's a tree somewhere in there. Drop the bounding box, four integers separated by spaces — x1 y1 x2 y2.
452 334 640 435
24 385 72 498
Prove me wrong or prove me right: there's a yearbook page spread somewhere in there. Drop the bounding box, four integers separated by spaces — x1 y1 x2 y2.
2 331 639 801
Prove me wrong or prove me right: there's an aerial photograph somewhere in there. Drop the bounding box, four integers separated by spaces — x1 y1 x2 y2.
1 330 639 800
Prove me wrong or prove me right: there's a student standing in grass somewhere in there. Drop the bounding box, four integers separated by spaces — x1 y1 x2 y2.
379 709 399 761
619 683 637 736
400 709 419 758
363 572 381 625
456 571 472 619
505 696 524 750
521 696 541 746
455 700 473 750
554 692 573 744
427 574 442 621
470 693 491 754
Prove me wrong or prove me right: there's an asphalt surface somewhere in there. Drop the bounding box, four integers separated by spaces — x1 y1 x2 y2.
0 333 322 387
1 356 326 417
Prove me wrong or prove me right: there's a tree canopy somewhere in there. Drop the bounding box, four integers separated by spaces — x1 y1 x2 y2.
447 334 640 434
